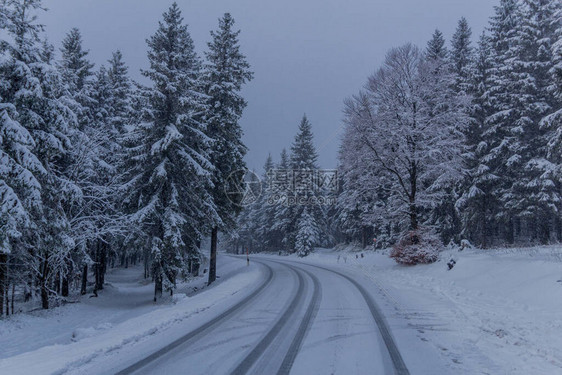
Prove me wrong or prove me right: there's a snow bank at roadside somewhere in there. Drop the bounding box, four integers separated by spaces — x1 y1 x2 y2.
0 266 261 375
298 246 562 374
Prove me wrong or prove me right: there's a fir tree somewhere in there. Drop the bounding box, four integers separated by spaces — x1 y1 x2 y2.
204 13 253 285
295 207 320 257
59 28 94 93
450 17 473 90
107 51 132 141
457 32 497 247
288 115 325 253
426 29 448 61
512 0 561 243
271 148 293 249
0 0 79 308
124 3 214 300
291 115 318 170
481 0 523 243
255 154 276 250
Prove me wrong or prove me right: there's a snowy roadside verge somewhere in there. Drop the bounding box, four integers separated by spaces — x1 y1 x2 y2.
0 263 262 375
273 246 562 375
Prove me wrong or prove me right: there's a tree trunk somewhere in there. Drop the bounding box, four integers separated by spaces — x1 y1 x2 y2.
61 261 71 297
409 201 418 231
11 282 15 315
154 274 162 302
361 227 367 249
94 240 106 292
208 226 218 286
54 271 60 294
80 264 88 295
0 253 6 317
100 242 107 288
144 252 149 279
5 280 9 316
409 161 418 231
40 260 49 310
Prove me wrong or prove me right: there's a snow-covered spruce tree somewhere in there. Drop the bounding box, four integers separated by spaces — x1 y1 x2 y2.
431 18 474 245
287 115 326 254
0 0 45 313
270 148 292 250
456 32 498 247
84 61 131 294
341 44 469 264
0 0 81 309
103 50 135 277
426 29 448 61
204 13 253 285
58 28 95 99
107 51 133 142
123 3 215 300
543 4 562 238
295 207 320 257
477 0 525 244
57 27 118 296
425 28 464 245
228 169 261 254
450 17 473 92
56 27 95 290
552 6 562 95
512 0 562 243
479 0 560 244
119 83 155 279
254 154 276 251
85 51 134 293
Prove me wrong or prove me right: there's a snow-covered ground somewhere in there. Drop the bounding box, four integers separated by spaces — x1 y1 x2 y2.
296 245 562 375
0 256 261 375
1 245 561 374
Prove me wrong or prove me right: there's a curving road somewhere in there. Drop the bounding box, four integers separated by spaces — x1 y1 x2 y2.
115 257 409 375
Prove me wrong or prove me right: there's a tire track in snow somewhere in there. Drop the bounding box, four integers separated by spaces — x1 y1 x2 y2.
276 264 322 375
115 261 274 375
230 263 307 375
280 260 411 375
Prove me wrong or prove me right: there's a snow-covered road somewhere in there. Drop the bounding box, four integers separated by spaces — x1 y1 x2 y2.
112 257 409 375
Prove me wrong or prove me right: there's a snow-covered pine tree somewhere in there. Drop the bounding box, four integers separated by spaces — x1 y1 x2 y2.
204 13 253 285
123 3 215 300
85 62 128 293
271 148 293 250
254 154 276 250
543 4 562 239
1 0 79 309
450 17 473 92
57 27 113 295
510 0 562 243
479 0 560 244
426 28 463 245
295 207 320 257
227 168 262 254
0 0 46 313
102 51 134 281
107 51 132 141
479 0 523 244
457 32 498 247
288 115 325 254
426 29 448 61
59 28 95 97
552 6 562 95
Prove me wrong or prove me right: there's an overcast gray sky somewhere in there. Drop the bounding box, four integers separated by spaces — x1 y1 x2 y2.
42 0 497 171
